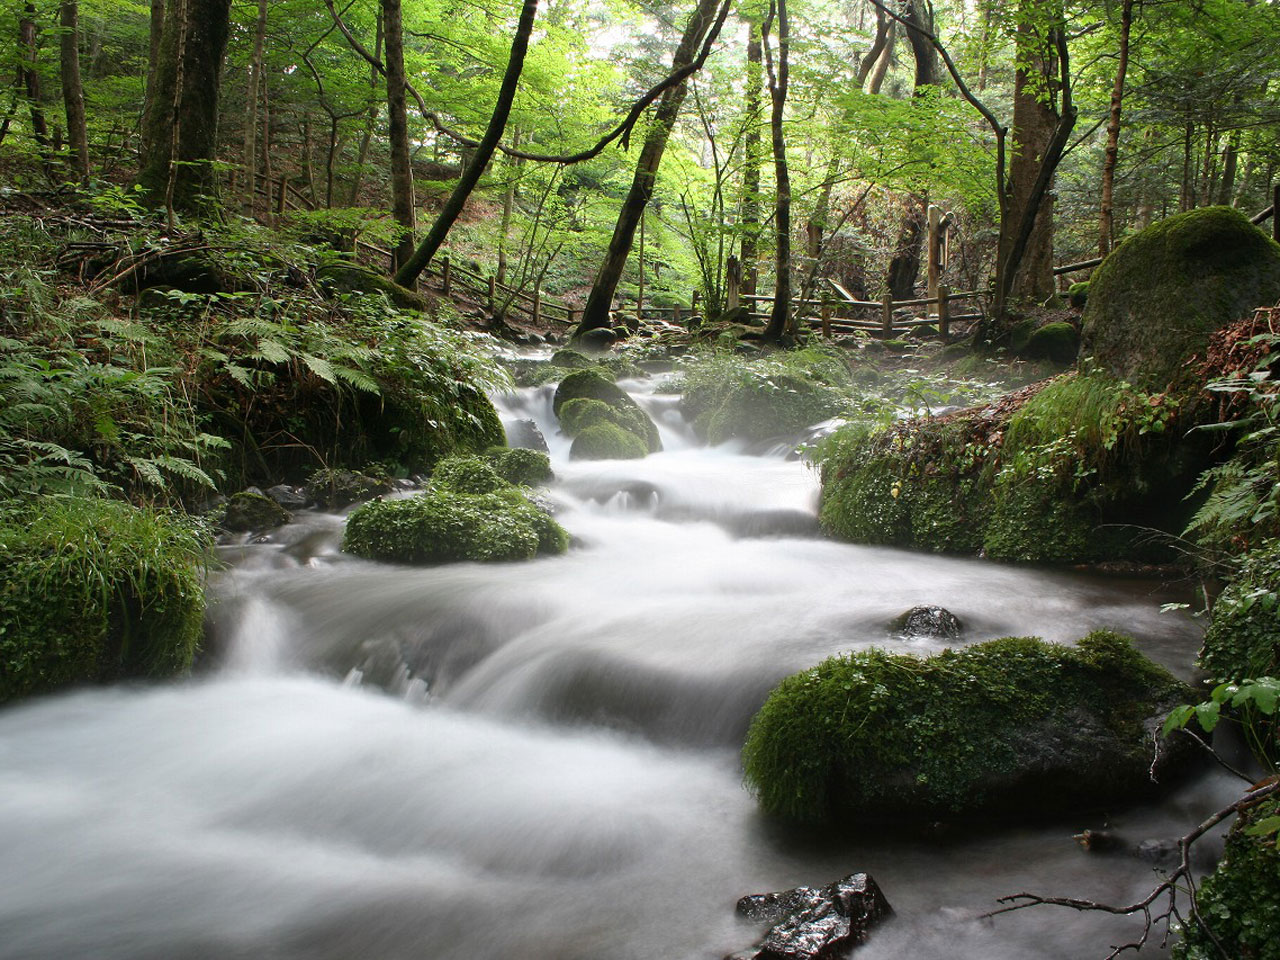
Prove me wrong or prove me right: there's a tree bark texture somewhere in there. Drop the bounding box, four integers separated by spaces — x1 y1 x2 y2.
242 0 267 209
59 0 89 182
141 0 165 156
739 18 763 297
1098 0 1132 256
382 0 416 276
573 0 724 336
762 0 791 342
136 0 233 215
19 4 53 172
393 0 539 288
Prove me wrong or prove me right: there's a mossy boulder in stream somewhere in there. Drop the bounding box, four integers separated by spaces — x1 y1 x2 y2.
553 370 660 459
222 491 291 531
1197 542 1280 683
486 447 554 486
0 497 209 702
742 631 1194 823
342 458 568 565
1081 207 1280 386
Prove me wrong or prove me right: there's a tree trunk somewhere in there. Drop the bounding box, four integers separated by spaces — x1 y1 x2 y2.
1098 0 1131 256
393 0 539 288
59 0 88 183
884 1 936 301
347 8 382 206
382 0 416 277
573 0 723 336
740 17 763 298
762 0 791 342
141 0 164 157
865 22 895 95
136 0 233 216
241 0 266 210
1218 130 1239 206
19 4 54 173
856 6 891 89
1000 9 1061 305
497 127 520 285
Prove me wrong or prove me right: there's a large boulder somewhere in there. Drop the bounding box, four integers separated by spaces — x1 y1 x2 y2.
730 873 893 960
1081 207 1280 385
223 490 291 532
742 631 1195 823
553 369 661 458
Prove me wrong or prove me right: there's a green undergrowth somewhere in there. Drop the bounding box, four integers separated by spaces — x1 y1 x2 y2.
742 631 1190 823
0 496 210 702
342 454 567 564
0 213 508 504
816 370 1202 563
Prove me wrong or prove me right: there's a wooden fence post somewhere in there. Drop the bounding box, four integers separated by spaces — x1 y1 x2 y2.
938 283 951 340
487 275 496 307
927 204 942 315
441 255 452 296
673 304 683 324
821 301 832 339
533 282 542 325
691 289 701 315
566 308 575 327
881 291 894 337
726 256 741 312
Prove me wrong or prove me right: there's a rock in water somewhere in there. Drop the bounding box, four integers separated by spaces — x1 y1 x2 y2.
730 873 892 960
892 605 963 640
223 491 291 532
503 418 550 453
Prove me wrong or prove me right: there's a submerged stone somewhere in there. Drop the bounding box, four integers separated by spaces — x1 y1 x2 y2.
892 605 963 640
504 418 550 452
730 873 893 960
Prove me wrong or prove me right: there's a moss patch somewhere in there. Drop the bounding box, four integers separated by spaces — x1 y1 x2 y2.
223 491 290 531
0 497 209 702
1199 542 1280 683
569 421 650 460
1081 207 1280 386
553 370 661 453
486 447 553 486
741 631 1191 823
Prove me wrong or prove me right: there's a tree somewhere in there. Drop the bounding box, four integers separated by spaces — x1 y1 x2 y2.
59 0 88 183
573 0 727 338
761 0 791 342
382 0 415 276
136 0 233 216
1098 0 1133 256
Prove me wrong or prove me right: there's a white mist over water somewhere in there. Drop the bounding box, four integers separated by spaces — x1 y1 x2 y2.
0 378 1234 960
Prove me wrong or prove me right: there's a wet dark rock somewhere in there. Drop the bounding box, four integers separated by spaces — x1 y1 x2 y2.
730 873 892 960
265 484 310 510
892 605 963 640
1136 838 1180 865
576 327 618 354
504 418 550 452
223 491 291 532
305 469 394 510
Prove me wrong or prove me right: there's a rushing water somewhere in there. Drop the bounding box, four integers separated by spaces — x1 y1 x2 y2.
0 375 1240 960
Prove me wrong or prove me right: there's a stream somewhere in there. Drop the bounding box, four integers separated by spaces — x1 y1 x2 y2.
0 374 1241 960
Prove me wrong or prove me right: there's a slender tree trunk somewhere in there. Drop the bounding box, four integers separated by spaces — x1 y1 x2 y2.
1218 130 1239 206
1098 0 1131 256
573 0 723 336
497 127 520 285
242 0 267 210
393 0 539 288
136 0 233 215
19 4 54 174
59 0 88 182
885 1 936 300
347 8 383 206
865 22 895 95
141 0 164 157
762 0 791 342
740 17 763 298
382 0 415 276
856 6 891 89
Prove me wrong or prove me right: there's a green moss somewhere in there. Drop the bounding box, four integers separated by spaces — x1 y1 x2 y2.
1067 281 1090 309
430 455 509 495
549 348 594 369
487 447 553 486
1199 542 1280 682
0 497 209 702
984 482 1098 563
570 422 650 460
306 468 393 509
741 631 1190 823
554 370 660 453
1022 322 1080 364
223 491 290 532
1174 795 1280 960
342 486 568 565
1081 207 1280 386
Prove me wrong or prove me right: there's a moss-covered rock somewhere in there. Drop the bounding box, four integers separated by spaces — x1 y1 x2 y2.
1022 321 1080 364
553 370 660 459
569 421 650 460
0 497 209 702
487 447 553 486
1081 207 1280 385
1174 791 1280 960
306 468 394 509
1199 542 1280 682
549 348 595 370
742 631 1192 823
1067 281 1090 309
430 455 509 494
315 263 433 312
223 491 291 531
343 486 568 565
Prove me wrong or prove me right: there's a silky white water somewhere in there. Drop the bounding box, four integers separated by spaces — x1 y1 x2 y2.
0 376 1236 960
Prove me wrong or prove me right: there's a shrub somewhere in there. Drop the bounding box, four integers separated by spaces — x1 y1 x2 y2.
0 496 210 702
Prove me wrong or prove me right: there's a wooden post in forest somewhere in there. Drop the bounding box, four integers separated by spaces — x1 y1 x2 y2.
533 282 542 325
726 255 741 312
881 291 894 337
926 204 942 316
487 274 496 307
441 255 452 296
821 301 832 339
938 283 951 340
566 308 575 327
691 289 701 317
673 303 683 324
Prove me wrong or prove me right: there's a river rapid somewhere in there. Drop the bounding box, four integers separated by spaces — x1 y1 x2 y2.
0 374 1239 960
